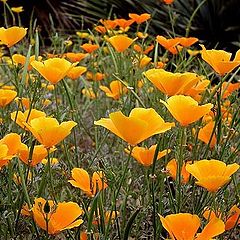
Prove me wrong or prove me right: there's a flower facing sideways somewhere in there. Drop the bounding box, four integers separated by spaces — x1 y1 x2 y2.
69 168 108 197
186 159 239 192
108 35 135 52
94 108 175 146
0 89 17 107
159 213 225 240
32 197 83 234
23 116 77 148
160 95 213 126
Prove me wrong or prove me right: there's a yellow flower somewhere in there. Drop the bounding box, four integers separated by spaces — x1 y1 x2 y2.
23 116 77 148
0 89 17 107
160 95 213 126
12 54 42 70
125 145 170 166
69 168 108 197
11 6 24 13
32 197 83 234
0 26 27 47
144 69 201 96
31 58 77 84
186 159 239 192
198 121 217 148
67 66 87 80
159 213 225 240
94 108 175 146
99 80 128 100
41 157 59 165
108 35 135 52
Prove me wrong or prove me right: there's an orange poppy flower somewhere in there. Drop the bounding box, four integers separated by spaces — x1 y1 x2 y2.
69 168 108 197
0 26 27 47
94 108 175 146
129 13 151 24
159 213 225 240
176 37 198 47
23 116 77 148
200 45 240 75
221 82 240 98
163 0 174 4
81 43 99 53
108 35 134 52
12 54 42 70
67 66 87 80
139 55 152 68
32 197 83 234
225 205 240 230
86 71 105 81
0 133 21 168
156 36 181 54
198 121 217 148
160 95 213 126
166 159 190 184
144 69 200 96
11 109 46 129
186 159 239 192
95 25 107 34
0 89 17 107
31 58 77 84
65 52 88 62
114 18 134 31
18 143 54 166
125 145 170 166
99 80 127 100
99 19 118 30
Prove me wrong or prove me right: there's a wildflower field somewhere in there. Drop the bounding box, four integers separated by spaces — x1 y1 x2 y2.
0 0 239 239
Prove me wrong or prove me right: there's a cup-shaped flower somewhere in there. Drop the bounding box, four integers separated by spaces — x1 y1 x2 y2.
94 108 175 146
81 43 99 53
18 143 54 166
11 109 46 129
67 66 87 80
23 116 77 148
166 159 190 184
99 80 128 100
32 197 83 234
200 45 240 76
128 13 151 24
144 69 200 96
0 133 21 168
225 205 240 230
0 26 27 47
159 213 225 240
160 95 213 126
125 145 170 167
108 35 134 52
156 36 181 54
65 52 88 62
176 37 198 47
0 89 17 107
12 54 42 70
31 58 77 84
186 159 239 192
198 121 217 148
68 168 108 197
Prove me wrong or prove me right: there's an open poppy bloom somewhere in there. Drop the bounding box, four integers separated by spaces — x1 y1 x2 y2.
0 26 27 47
65 52 88 62
221 82 240 99
156 36 181 54
108 35 135 52
160 95 213 126
69 168 108 197
31 58 77 84
198 121 217 148
12 54 42 70
11 109 46 129
67 66 87 80
32 197 83 234
139 55 152 68
99 80 128 100
0 133 21 168
81 43 99 53
99 19 118 30
114 18 134 31
159 213 225 240
23 116 77 148
225 205 240 230
129 13 151 24
166 159 190 184
200 45 240 75
94 108 175 146
18 143 55 166
144 69 201 96
0 89 17 107
186 159 239 192
125 145 170 166
176 37 198 47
